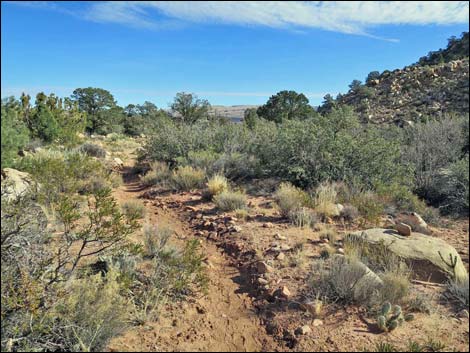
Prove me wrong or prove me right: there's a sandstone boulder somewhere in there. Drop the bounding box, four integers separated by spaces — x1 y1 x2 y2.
1 168 36 201
349 228 467 283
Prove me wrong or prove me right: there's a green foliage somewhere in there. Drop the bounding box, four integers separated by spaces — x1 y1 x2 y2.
71 87 118 134
1 98 30 168
417 31 469 66
78 142 106 158
274 182 309 217
171 166 206 191
121 200 146 219
17 149 107 205
289 207 318 228
29 99 61 142
403 115 467 210
170 92 210 124
207 174 229 198
256 90 318 123
376 302 414 332
53 269 130 352
213 190 247 211
140 161 171 187
123 101 170 136
243 108 259 129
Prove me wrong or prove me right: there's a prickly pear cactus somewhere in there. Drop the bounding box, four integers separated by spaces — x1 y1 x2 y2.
376 302 414 332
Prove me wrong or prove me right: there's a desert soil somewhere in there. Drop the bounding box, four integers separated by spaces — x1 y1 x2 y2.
107 154 469 352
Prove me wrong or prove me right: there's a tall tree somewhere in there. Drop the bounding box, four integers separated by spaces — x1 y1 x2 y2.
71 88 117 133
256 90 317 123
170 92 210 124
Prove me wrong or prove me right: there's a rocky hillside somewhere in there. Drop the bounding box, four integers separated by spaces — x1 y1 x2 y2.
335 32 469 125
338 58 469 125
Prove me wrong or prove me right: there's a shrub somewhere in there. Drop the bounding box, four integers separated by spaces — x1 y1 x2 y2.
378 270 411 305
318 224 338 244
274 182 308 217
340 204 360 222
436 156 469 215
172 166 205 191
121 200 146 219
144 223 173 258
184 149 221 174
1 100 30 168
309 255 381 305
288 207 318 228
17 149 106 206
214 190 247 211
78 142 106 158
140 161 171 187
313 182 339 218
207 174 229 199
234 208 249 221
351 190 385 224
54 269 129 352
403 115 467 206
446 277 469 308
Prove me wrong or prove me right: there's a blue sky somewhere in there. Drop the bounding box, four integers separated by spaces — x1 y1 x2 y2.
1 1 469 107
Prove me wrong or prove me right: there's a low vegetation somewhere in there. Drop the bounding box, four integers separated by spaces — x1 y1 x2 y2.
213 190 248 211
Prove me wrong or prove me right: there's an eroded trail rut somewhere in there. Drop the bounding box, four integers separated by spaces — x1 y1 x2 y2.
108 169 279 352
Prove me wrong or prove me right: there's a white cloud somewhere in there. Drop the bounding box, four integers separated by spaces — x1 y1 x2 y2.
84 1 469 37
7 1 469 38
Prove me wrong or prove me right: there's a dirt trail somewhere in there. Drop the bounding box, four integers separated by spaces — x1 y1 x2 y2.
108 167 280 352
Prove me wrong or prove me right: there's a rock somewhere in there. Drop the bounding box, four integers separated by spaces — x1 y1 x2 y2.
257 261 274 274
274 286 291 299
257 277 269 285
230 226 243 233
337 248 345 255
274 233 287 240
312 319 324 327
334 203 344 215
295 325 311 336
263 222 274 228
399 212 430 234
349 229 468 283
395 222 412 236
111 157 124 170
1 168 36 201
276 252 286 261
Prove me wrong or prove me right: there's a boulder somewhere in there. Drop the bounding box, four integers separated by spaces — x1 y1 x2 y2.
397 212 430 234
349 228 467 283
395 222 412 236
1 168 36 201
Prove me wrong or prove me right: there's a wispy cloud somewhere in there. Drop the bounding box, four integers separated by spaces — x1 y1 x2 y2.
7 1 468 40
7 1 469 40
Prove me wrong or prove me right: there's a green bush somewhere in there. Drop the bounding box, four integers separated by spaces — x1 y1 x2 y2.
121 200 146 219
53 269 129 352
17 149 107 205
274 182 308 217
78 142 106 158
140 161 171 187
213 190 247 211
206 174 229 199
288 207 318 228
171 166 206 191
1 99 30 168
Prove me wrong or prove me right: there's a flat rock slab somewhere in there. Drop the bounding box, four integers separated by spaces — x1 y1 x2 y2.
349 228 467 283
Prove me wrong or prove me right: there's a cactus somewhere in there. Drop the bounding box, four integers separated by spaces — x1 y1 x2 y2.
376 302 414 332
381 302 392 316
438 250 458 279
